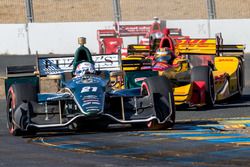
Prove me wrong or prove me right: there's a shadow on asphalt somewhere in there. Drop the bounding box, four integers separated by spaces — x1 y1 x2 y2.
22 119 223 139
23 125 149 139
177 93 250 112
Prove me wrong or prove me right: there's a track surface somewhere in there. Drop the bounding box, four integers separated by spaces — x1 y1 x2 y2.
0 55 250 167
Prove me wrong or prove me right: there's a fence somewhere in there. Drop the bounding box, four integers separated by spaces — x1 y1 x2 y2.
0 0 250 23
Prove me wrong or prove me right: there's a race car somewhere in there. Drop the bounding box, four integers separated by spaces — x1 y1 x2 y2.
122 34 245 108
4 54 175 136
97 17 187 57
156 36 245 107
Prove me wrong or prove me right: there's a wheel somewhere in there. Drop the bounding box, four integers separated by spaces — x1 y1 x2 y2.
6 83 38 136
191 66 215 107
141 76 175 130
235 64 244 97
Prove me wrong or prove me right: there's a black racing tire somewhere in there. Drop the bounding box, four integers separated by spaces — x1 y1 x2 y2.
6 83 38 136
235 63 244 97
191 66 215 107
141 76 175 130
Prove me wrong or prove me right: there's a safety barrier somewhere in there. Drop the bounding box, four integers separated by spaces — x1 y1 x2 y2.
0 19 249 55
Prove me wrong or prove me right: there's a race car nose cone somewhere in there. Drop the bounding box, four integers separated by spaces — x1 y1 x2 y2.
83 105 102 116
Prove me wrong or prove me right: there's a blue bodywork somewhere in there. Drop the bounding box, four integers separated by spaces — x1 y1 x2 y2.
6 55 175 135
37 71 141 118
6 60 175 133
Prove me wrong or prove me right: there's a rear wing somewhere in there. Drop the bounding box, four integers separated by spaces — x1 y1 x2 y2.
176 39 217 55
97 29 117 39
37 54 121 77
127 45 150 55
121 57 152 71
176 38 245 56
93 54 120 71
217 44 245 56
5 65 39 97
118 24 151 37
169 28 182 36
6 65 36 78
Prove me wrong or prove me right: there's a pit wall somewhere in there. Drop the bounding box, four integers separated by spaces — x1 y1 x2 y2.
0 19 249 55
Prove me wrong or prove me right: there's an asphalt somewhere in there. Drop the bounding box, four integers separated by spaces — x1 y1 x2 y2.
0 54 249 166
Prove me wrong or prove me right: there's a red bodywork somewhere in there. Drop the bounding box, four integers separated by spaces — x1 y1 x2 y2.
97 20 189 56
190 81 206 105
102 38 123 54
97 30 123 54
156 36 176 53
97 23 152 54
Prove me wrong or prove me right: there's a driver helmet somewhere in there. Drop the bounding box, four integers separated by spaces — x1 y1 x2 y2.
74 62 95 77
155 47 173 64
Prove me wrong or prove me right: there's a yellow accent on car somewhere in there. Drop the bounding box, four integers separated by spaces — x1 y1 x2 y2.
173 84 192 105
214 57 239 76
176 39 217 55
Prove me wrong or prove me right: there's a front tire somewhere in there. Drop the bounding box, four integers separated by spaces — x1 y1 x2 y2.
141 76 175 130
235 64 244 97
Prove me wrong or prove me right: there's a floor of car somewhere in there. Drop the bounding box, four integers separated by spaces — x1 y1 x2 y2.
31 114 61 125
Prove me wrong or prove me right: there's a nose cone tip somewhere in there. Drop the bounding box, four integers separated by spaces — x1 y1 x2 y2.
85 108 102 116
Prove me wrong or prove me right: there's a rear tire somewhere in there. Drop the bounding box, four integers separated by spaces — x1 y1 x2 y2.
6 83 38 136
191 66 215 107
141 76 175 130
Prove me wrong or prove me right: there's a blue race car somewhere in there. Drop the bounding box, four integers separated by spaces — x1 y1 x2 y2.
5 55 175 136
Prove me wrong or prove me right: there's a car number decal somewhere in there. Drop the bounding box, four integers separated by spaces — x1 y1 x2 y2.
81 86 98 93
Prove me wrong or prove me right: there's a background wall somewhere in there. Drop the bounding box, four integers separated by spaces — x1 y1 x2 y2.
0 19 249 55
0 24 28 54
28 22 113 54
